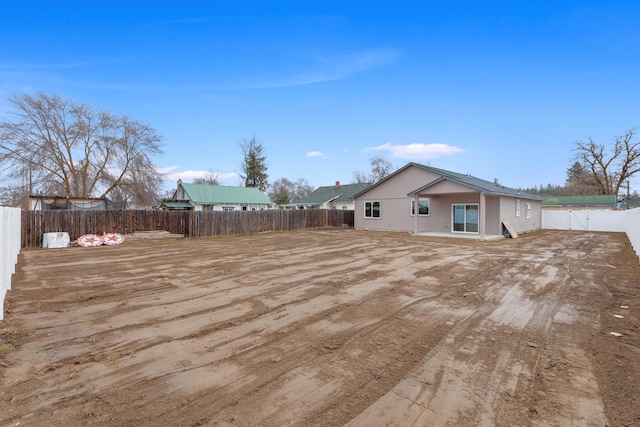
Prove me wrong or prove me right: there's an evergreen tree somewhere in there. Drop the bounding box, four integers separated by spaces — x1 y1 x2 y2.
239 136 268 191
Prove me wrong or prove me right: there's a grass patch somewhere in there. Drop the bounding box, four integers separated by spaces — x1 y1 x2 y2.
0 343 13 355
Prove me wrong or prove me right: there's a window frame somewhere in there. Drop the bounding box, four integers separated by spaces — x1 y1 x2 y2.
364 201 381 219
515 199 521 217
452 203 480 234
411 198 431 216
525 202 532 219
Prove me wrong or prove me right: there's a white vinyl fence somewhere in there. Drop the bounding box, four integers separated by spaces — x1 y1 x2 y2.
542 208 640 262
624 208 640 260
1 207 21 321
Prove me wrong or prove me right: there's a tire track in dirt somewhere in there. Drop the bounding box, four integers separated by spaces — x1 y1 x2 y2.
346 232 609 427
3 231 476 425
1 229 638 426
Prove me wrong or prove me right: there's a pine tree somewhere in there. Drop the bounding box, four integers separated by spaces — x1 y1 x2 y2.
239 136 268 191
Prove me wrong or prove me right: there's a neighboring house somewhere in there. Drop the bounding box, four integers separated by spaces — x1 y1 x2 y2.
29 195 125 210
541 195 617 210
163 181 272 211
286 181 371 210
352 162 544 238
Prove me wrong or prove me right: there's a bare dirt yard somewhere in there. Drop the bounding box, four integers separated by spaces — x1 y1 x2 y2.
1 229 639 427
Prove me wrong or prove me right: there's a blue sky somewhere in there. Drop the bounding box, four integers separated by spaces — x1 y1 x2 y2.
2 1 640 193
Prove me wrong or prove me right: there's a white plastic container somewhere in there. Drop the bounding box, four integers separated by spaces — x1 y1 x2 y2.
43 232 70 248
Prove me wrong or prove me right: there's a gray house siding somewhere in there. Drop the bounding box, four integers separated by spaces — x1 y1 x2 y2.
485 196 501 235
420 193 501 235
354 162 543 237
424 193 477 233
355 167 441 232
499 197 542 234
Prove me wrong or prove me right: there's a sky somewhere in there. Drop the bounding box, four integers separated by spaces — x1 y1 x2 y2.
2 1 640 194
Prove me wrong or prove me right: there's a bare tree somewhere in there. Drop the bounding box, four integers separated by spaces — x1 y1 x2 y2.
352 170 369 185
193 170 220 186
293 178 314 199
352 156 393 184
0 92 165 206
267 177 314 204
573 128 640 196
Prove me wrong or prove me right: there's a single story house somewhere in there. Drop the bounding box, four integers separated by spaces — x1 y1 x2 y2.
285 181 371 210
162 181 272 211
541 195 617 210
352 162 544 238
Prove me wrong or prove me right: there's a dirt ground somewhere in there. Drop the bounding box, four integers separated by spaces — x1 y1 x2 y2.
1 229 639 427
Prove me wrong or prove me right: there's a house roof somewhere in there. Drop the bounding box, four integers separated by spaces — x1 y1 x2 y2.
163 201 194 208
180 183 271 205
542 195 617 206
289 182 372 206
353 162 545 201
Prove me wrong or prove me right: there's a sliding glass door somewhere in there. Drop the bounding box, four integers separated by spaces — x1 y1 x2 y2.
452 204 479 233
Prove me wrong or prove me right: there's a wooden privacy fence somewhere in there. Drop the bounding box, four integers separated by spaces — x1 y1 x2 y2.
21 209 355 249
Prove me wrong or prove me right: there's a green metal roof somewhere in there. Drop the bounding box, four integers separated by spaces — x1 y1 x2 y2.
290 183 372 206
542 195 617 206
163 201 194 208
181 183 271 205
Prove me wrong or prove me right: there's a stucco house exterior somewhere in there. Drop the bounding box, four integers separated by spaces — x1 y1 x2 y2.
162 181 272 211
352 163 544 238
286 181 371 210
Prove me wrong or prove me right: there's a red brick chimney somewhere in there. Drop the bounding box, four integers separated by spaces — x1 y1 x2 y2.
335 181 340 188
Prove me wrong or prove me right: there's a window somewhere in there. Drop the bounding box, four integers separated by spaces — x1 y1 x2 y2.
364 201 380 218
452 204 479 233
222 206 234 211
411 198 430 216
525 202 532 219
515 199 521 217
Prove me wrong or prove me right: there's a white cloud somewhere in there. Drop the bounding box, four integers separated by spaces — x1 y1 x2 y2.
307 151 329 158
366 142 464 159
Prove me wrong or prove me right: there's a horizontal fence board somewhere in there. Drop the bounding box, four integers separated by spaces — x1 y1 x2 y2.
20 209 354 249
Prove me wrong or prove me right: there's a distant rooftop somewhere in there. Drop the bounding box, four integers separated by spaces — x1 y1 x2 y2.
542 195 617 206
288 182 371 206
